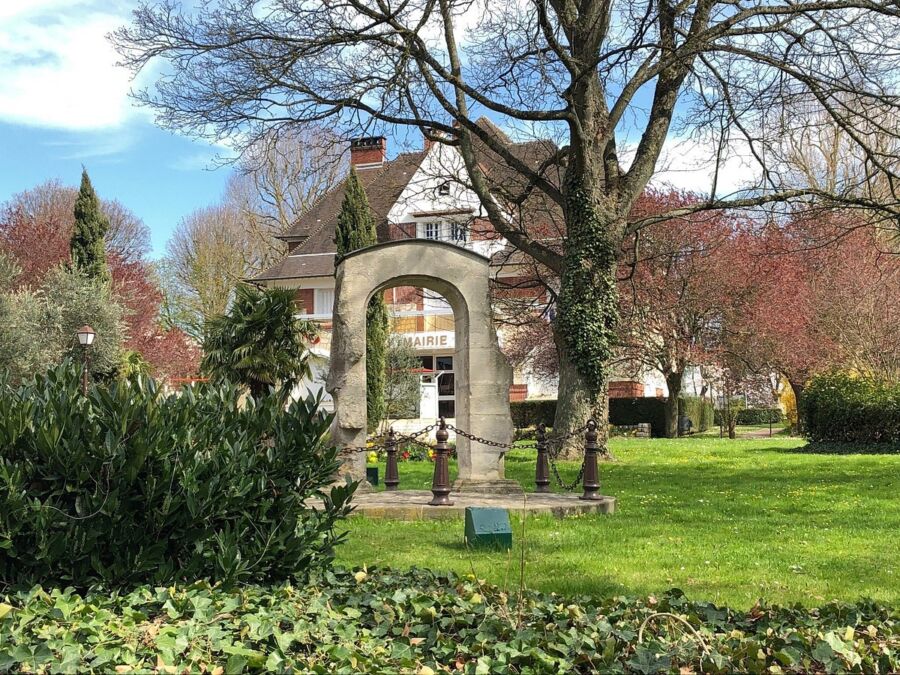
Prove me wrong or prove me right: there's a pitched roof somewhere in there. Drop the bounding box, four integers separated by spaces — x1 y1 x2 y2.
282 151 426 248
253 252 336 281
254 117 563 282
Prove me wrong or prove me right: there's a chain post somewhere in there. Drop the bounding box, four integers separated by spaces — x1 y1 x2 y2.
428 417 454 506
535 423 551 493
384 428 399 491
579 419 602 501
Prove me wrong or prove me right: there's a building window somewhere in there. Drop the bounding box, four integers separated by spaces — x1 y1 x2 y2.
314 288 334 316
450 222 467 243
420 355 434 371
437 182 451 196
424 222 442 240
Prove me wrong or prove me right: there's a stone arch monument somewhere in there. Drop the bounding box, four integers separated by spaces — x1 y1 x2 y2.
326 240 516 492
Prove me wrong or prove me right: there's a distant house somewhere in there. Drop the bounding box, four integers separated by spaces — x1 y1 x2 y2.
254 119 661 420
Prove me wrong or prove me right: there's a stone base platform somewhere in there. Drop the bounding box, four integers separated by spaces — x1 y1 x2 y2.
322 490 616 521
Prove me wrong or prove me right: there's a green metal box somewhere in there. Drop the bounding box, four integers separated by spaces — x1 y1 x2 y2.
366 466 379 486
464 507 512 550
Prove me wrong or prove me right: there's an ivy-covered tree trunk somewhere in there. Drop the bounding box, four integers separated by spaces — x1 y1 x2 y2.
664 371 684 438
551 168 622 459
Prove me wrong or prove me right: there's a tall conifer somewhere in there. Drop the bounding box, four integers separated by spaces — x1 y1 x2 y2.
70 169 111 284
335 168 387 431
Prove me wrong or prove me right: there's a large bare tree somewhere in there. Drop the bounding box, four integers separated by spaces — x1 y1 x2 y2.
114 0 900 440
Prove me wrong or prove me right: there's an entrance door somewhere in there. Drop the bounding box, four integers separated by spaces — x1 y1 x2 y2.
435 355 455 418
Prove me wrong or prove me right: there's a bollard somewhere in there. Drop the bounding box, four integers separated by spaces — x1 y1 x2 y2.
579 419 602 501
535 423 551 493
384 428 399 491
428 417 454 506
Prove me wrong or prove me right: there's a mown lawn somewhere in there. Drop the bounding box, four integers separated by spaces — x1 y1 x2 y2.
338 436 900 608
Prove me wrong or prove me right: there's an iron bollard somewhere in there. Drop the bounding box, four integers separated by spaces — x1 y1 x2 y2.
384 428 399 491
428 417 454 506
580 419 602 501
535 423 551 493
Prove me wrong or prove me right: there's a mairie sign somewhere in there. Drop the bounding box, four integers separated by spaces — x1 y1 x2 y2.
400 331 455 350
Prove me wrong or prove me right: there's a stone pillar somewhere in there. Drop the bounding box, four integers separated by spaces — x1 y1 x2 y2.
327 240 517 494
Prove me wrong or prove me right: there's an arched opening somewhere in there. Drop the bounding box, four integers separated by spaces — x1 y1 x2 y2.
363 273 470 447
371 283 460 433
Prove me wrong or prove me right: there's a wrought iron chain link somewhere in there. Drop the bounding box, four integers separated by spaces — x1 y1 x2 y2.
344 419 602 494
345 423 439 454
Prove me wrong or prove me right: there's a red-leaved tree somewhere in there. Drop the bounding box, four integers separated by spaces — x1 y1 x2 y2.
0 181 199 380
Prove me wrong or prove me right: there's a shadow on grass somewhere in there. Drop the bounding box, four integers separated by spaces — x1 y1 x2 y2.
753 442 899 455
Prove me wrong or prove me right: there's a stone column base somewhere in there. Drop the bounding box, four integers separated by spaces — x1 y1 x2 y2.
452 479 525 495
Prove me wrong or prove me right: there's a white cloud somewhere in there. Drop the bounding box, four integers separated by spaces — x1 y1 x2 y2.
0 1 136 130
649 135 762 197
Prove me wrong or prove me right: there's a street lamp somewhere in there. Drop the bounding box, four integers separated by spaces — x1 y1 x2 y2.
76 325 95 396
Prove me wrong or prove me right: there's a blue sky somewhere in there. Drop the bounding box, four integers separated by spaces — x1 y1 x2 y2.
0 1 751 260
0 0 232 258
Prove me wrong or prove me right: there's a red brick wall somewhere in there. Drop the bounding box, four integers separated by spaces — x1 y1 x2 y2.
609 380 644 398
509 384 529 402
470 218 500 241
294 289 314 314
492 276 546 301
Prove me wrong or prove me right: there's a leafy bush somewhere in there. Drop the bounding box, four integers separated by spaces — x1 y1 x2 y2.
509 399 556 428
0 266 124 383
736 407 783 425
0 363 354 587
678 396 714 432
802 371 900 444
610 397 667 437
1 569 897 673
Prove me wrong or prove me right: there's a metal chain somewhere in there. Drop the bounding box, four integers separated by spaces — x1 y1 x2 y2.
343 419 601 494
344 423 438 454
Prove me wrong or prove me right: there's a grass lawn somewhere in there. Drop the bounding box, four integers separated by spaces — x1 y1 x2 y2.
338 436 900 609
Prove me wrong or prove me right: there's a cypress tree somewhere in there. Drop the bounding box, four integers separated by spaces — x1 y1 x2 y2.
70 169 111 284
335 168 388 431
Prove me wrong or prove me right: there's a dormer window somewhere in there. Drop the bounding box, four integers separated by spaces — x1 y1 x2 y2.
437 181 451 196
419 221 467 244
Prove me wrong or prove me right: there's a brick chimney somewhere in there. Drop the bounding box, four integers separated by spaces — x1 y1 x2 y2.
350 136 387 170
423 127 452 152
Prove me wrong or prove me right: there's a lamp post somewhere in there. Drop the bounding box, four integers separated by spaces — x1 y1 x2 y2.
76 325 95 396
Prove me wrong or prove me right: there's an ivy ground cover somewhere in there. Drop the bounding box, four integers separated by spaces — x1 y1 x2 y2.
350 437 900 607
2 568 897 673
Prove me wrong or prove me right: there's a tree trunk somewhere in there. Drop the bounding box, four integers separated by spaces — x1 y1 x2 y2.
552 324 609 459
788 378 805 435
664 371 684 438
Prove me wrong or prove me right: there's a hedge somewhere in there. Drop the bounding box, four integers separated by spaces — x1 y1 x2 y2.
0 363 354 588
714 407 783 426
802 371 900 444
512 398 667 437
1 569 897 673
509 399 556 428
610 397 667 438
679 396 714 432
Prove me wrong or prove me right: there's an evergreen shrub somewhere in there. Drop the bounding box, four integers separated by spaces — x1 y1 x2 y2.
0 363 354 588
802 371 900 445
511 398 669 437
